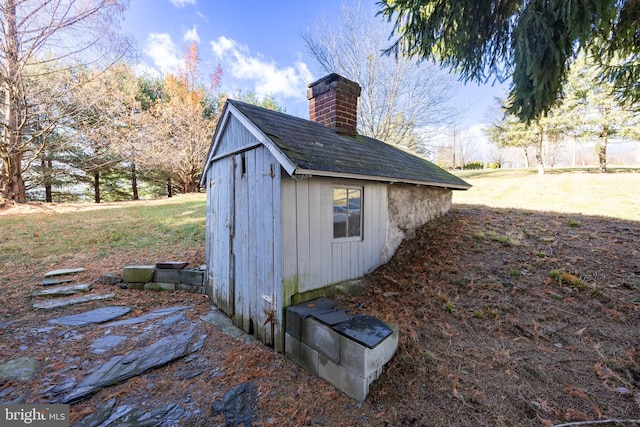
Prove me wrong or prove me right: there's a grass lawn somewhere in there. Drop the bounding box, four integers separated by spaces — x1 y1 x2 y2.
0 193 207 280
453 168 640 221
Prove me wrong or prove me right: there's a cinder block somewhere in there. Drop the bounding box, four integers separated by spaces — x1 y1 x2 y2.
318 354 367 401
144 282 176 291
303 317 341 363
180 269 204 286
285 332 318 376
339 324 398 379
154 269 181 283
122 265 155 283
176 283 203 293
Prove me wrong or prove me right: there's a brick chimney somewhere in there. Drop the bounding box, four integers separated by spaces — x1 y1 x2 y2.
307 73 361 136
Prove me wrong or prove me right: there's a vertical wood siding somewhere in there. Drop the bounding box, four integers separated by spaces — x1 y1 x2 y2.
212 115 261 158
205 123 283 350
281 176 388 296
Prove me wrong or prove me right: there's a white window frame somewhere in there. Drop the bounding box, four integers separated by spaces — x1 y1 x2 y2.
332 186 363 241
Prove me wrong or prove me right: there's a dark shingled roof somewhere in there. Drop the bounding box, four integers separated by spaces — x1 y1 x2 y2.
229 99 470 189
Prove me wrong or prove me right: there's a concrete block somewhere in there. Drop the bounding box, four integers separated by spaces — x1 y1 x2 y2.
285 332 318 377
176 283 203 293
340 324 398 379
122 265 155 283
318 354 367 401
180 269 204 286
154 269 181 283
144 282 176 291
303 317 340 363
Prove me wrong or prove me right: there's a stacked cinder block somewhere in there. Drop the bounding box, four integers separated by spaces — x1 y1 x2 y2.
121 263 205 293
285 297 398 401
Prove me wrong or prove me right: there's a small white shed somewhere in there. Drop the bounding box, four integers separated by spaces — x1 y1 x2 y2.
200 74 470 351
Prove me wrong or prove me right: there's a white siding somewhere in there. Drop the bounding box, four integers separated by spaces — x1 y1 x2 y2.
205 128 283 350
281 176 388 296
212 115 261 159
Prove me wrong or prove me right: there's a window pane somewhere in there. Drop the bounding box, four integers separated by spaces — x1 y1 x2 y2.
347 189 361 237
333 188 348 238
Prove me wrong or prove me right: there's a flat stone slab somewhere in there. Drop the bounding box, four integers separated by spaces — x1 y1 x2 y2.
33 293 115 310
42 277 75 286
44 267 85 278
212 382 258 426
155 261 189 269
0 357 38 382
312 309 352 326
61 330 205 403
32 283 91 297
73 398 185 427
333 315 393 349
49 306 131 326
89 335 127 354
102 306 190 327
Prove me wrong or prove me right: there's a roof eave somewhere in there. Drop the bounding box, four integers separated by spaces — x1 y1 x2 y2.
200 101 298 186
293 168 471 190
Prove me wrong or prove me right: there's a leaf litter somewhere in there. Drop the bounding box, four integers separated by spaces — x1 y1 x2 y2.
0 204 638 426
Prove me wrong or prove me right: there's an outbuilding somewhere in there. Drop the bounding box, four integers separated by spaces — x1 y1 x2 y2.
200 73 470 351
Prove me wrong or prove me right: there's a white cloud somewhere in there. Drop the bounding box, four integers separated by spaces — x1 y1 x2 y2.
144 33 182 75
169 0 196 7
210 36 313 100
184 25 200 43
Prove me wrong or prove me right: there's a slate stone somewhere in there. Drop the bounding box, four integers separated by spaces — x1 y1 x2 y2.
0 357 38 382
96 273 122 285
89 335 127 354
155 261 189 269
44 267 85 278
212 382 258 427
33 293 116 310
61 331 206 403
32 283 91 297
42 278 75 286
312 309 352 326
122 265 155 283
71 398 116 427
333 315 393 349
102 306 190 327
78 402 185 427
49 306 131 327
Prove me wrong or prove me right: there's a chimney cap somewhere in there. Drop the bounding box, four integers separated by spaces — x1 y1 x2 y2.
307 73 361 100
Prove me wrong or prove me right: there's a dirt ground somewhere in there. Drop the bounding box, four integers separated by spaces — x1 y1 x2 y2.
1 204 639 426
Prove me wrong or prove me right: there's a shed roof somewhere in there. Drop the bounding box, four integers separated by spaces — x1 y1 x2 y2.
203 99 470 190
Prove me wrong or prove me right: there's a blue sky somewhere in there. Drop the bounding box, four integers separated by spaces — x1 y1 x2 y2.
121 0 508 133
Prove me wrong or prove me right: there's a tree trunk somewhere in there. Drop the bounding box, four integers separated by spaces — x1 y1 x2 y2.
9 152 26 202
131 163 139 200
167 177 173 198
2 0 27 203
94 171 101 203
43 158 52 203
599 126 608 173
535 124 545 175
522 147 530 168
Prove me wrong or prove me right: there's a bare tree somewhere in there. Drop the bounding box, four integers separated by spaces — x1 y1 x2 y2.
301 2 464 154
0 0 131 203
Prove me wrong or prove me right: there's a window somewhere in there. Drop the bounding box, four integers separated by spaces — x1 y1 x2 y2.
333 187 362 239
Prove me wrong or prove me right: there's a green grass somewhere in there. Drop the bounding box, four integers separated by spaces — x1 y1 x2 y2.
453 168 640 221
0 194 206 271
